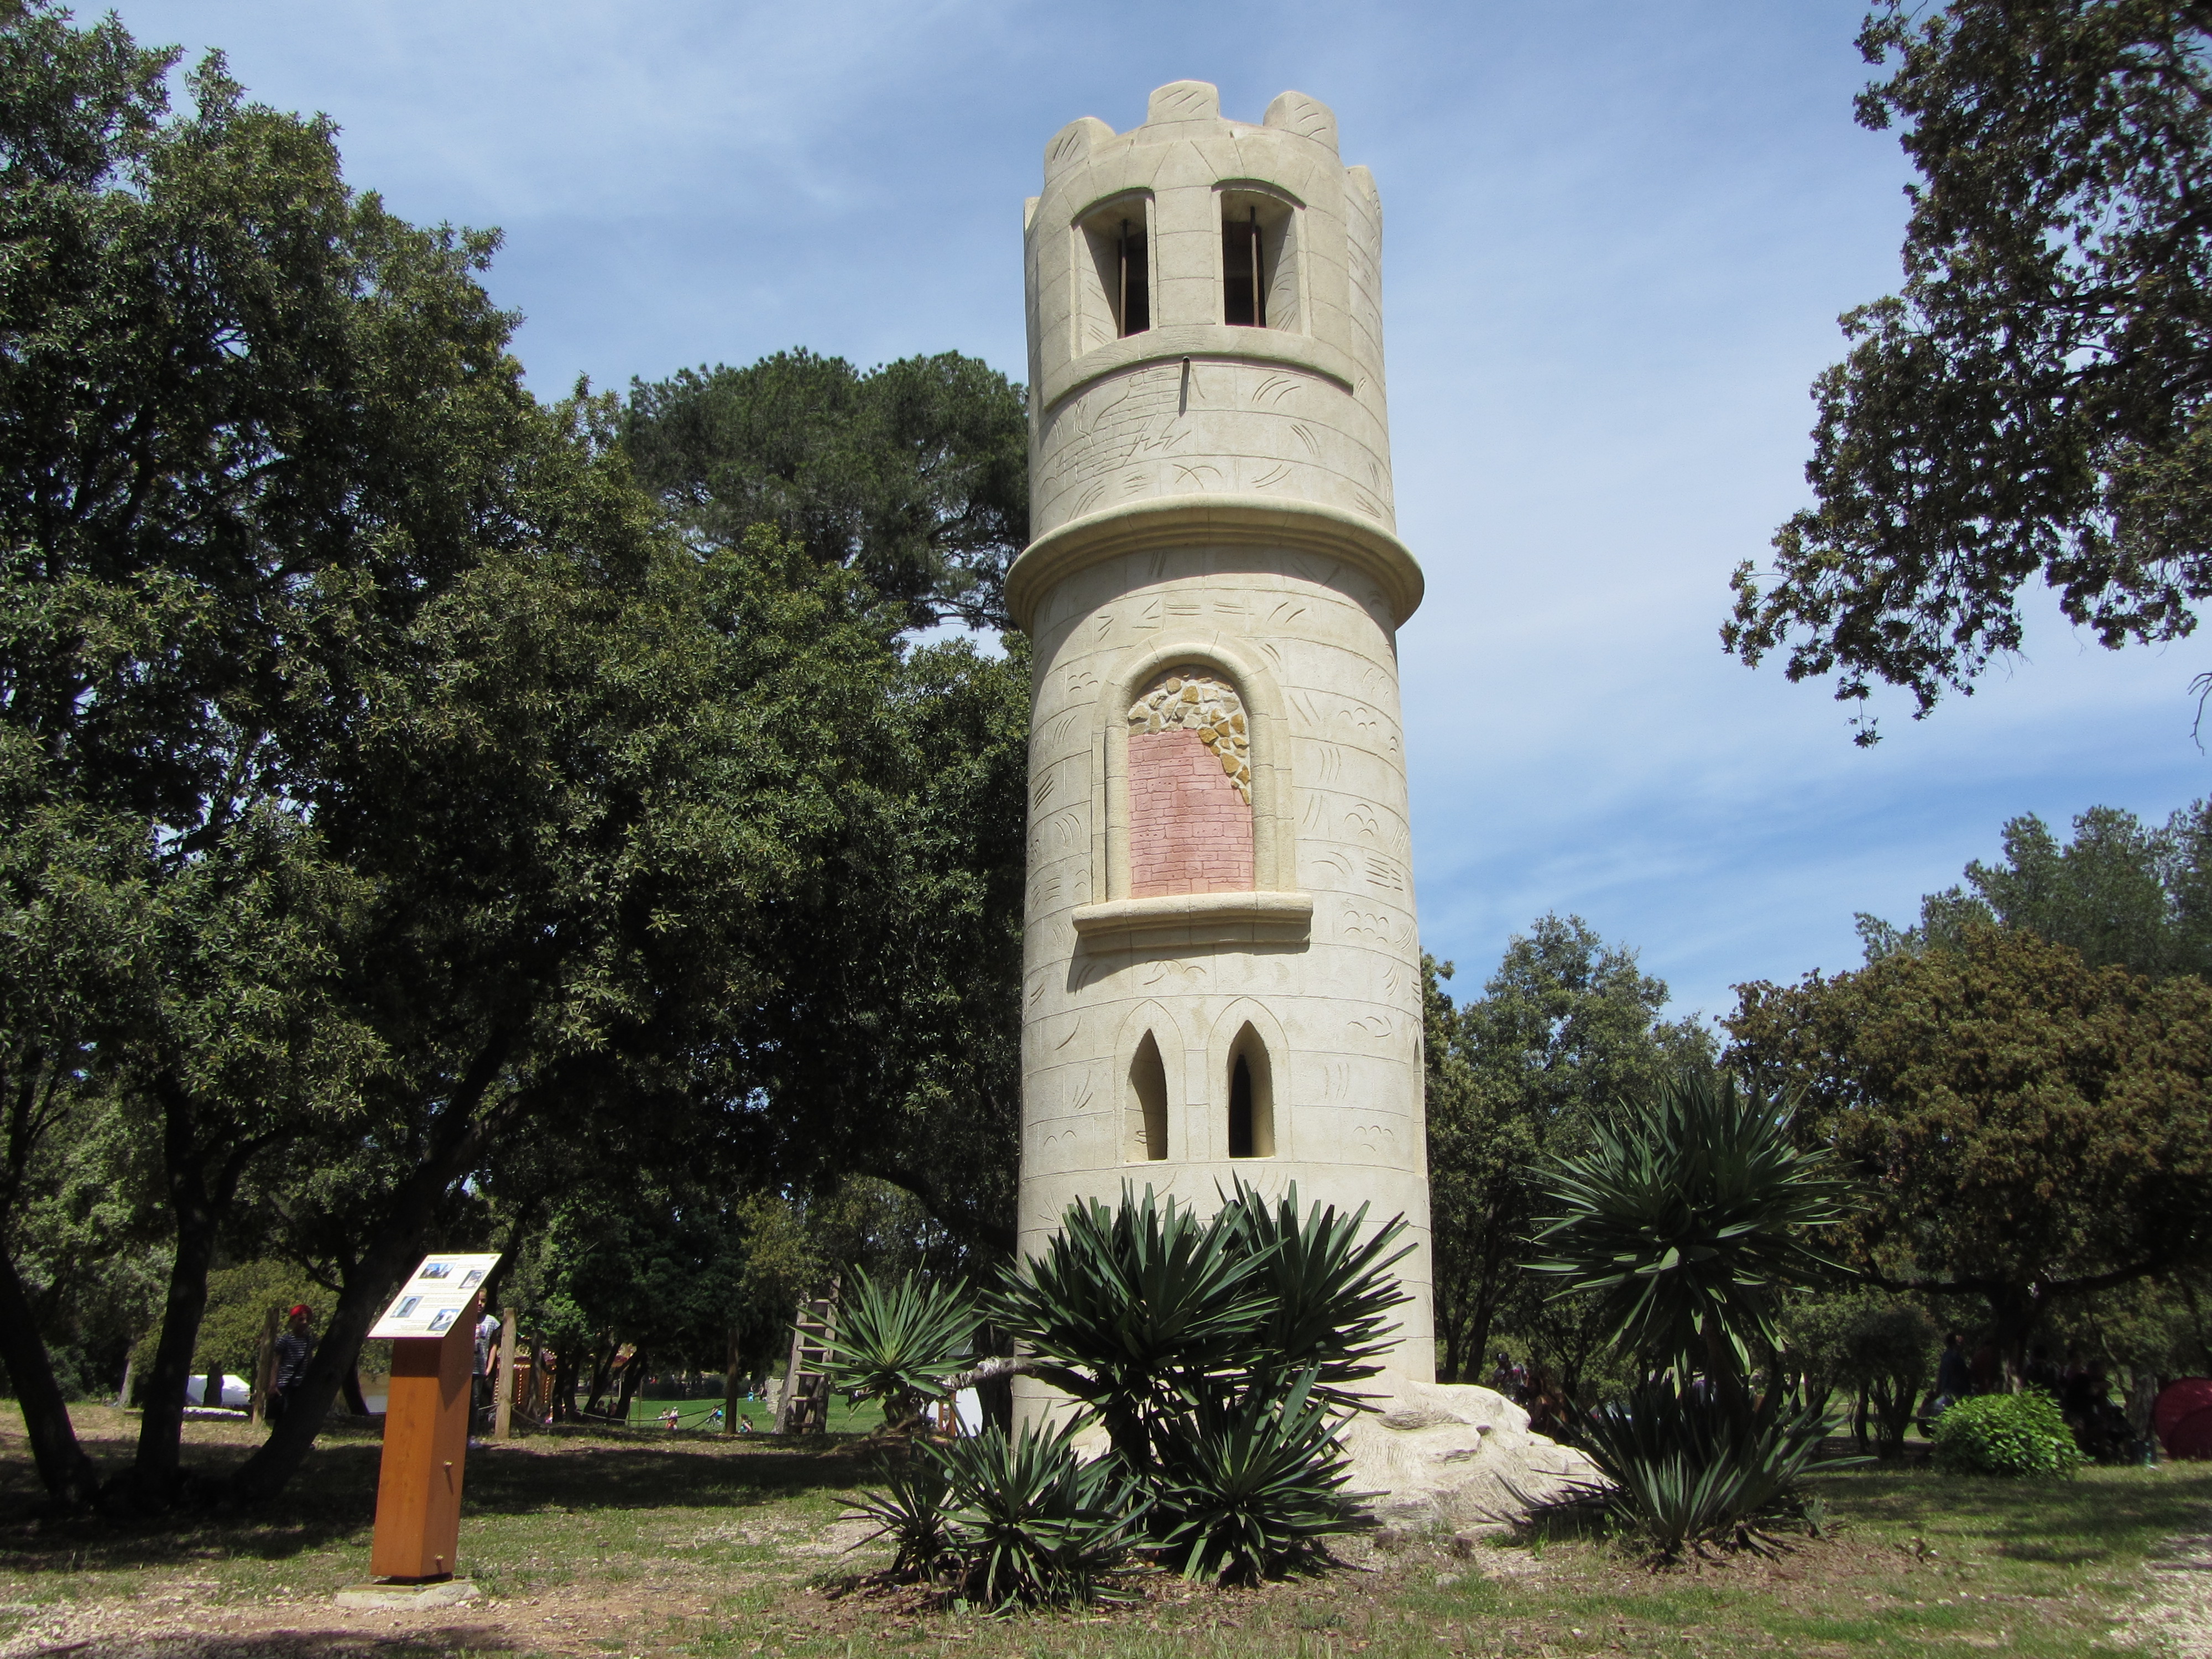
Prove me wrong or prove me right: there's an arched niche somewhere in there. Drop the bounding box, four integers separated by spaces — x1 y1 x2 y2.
1098 637 1292 901
1227 1022 1275 1159
1128 1030 1169 1162
1115 1002 1186 1163
1124 665 1252 899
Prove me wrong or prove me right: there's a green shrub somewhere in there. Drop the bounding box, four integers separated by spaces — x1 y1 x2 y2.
924 1418 1142 1610
848 1457 958 1578
1146 1368 1370 1583
822 1268 975 1432
1569 1383 1837 1559
838 1180 1407 1598
1931 1390 2083 1477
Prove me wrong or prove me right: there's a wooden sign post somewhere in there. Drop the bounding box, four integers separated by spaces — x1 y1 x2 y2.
369 1288 479 1582
344 1251 502 1600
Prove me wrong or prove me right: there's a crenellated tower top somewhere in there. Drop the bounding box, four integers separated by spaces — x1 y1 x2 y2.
1012 81 1421 634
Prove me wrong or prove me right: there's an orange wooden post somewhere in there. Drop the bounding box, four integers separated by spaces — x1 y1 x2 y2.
368 1289 481 1582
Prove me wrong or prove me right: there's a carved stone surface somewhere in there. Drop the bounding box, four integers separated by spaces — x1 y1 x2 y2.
1016 85 1434 1408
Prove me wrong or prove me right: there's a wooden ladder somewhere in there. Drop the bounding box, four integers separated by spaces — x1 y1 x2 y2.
775 1278 841 1436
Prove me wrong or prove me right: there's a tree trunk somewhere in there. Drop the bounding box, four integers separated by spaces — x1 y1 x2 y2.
614 1347 646 1427
721 1324 742 1437
127 1141 225 1508
554 1343 580 1422
584 1339 617 1420
341 1366 369 1416
1988 1282 2042 1386
227 1100 505 1502
0 1245 101 1507
249 1305 279 1428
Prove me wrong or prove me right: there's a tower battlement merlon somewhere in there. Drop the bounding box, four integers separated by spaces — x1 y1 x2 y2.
1015 81 1418 635
1013 84 1436 1404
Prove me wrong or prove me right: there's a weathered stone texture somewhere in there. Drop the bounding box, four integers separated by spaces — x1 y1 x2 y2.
1129 727 1254 896
1014 84 1436 1399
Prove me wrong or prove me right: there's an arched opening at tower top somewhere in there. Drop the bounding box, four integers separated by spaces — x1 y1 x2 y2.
1227 1025 1275 1159
1078 195 1151 346
1219 189 1300 331
1124 667 1252 898
1128 1031 1168 1162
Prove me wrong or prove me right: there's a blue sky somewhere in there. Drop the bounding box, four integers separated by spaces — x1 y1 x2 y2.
105 0 2212 1026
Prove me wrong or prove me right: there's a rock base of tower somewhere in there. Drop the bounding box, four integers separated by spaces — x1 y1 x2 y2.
1336 1371 1602 1530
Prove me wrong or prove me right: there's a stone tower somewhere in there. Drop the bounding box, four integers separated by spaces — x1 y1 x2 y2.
1010 81 1431 1385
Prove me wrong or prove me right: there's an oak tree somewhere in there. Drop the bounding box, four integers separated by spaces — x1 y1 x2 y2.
1725 1 2212 739
1727 924 2212 1361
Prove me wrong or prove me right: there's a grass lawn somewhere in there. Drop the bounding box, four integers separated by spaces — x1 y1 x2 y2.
0 1404 2205 1656
622 1395 883 1434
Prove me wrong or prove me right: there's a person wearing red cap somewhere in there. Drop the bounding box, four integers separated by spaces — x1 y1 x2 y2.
270 1305 314 1426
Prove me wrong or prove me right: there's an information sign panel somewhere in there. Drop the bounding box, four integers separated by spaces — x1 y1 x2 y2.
368 1254 502 1341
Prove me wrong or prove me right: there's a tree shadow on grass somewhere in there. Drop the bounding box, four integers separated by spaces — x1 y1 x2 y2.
1804 1463 2212 1571
15 1629 522 1657
0 1431 879 1575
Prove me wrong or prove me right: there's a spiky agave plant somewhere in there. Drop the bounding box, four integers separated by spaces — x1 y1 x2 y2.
922 1417 1145 1610
988 1183 1270 1470
1522 1069 1856 1555
1573 1383 1835 1562
846 1455 960 1579
823 1268 978 1432
1218 1182 1413 1407
1528 1069 1851 1392
1145 1366 1371 1583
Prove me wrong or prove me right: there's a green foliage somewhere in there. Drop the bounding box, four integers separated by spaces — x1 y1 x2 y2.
990 1181 1407 1470
1858 800 2212 982
1725 1 2212 738
855 1183 1408 1595
1216 1181 1413 1407
921 1419 1142 1610
1530 1071 1852 1382
166 1260 323 1384
847 1457 958 1579
1932 1390 2085 1478
1145 1368 1367 1583
622 350 1029 629
1423 919 1714 1385
825 1269 978 1431
990 1184 1271 1468
1783 1291 1937 1453
1726 923 2212 1354
1572 1383 1837 1559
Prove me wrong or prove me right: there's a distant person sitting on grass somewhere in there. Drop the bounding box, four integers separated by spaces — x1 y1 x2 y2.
737 1415 754 1436
660 1407 680 1430
1933 1330 1970 1408
270 1305 314 1426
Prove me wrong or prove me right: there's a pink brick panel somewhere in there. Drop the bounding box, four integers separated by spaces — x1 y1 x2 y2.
1129 728 1255 897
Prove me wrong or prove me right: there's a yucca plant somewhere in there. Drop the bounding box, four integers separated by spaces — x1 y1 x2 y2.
846 1455 959 1578
989 1183 1270 1469
1146 1367 1371 1583
1219 1183 1413 1407
1530 1070 1851 1395
923 1417 1144 1610
823 1268 978 1432
1524 1069 1857 1557
1571 1383 1835 1562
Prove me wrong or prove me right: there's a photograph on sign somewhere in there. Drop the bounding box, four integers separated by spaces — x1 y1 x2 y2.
368 1251 502 1340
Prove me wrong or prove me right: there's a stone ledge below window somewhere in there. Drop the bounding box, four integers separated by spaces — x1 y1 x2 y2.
1070 891 1313 950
